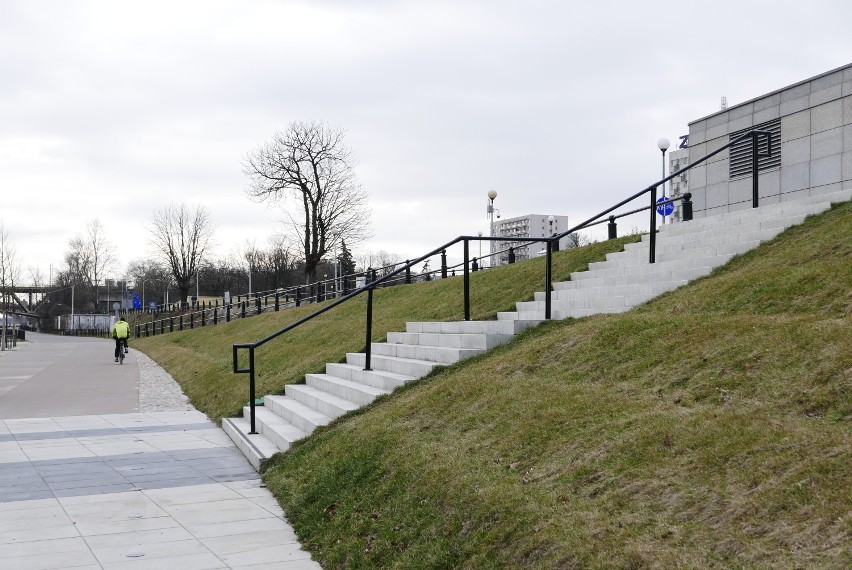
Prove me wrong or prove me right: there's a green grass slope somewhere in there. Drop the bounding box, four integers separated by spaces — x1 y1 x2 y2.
135 236 640 421
257 201 851 569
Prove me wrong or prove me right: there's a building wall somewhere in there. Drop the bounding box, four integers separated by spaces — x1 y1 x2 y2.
686 64 852 217
668 147 689 223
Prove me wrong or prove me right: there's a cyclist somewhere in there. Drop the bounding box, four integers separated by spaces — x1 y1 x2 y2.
110 317 131 362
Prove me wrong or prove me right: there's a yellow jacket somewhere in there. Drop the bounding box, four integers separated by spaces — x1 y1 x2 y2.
112 320 131 339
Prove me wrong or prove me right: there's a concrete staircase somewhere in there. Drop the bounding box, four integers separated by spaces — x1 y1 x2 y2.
223 319 540 470
224 189 851 470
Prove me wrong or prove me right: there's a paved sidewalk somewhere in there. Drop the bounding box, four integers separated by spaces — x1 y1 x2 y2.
0 333 321 569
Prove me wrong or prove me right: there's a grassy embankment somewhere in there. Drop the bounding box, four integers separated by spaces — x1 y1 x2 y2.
138 202 851 568
134 235 640 421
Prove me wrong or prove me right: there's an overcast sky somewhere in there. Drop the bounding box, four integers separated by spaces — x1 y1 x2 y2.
2 0 850 283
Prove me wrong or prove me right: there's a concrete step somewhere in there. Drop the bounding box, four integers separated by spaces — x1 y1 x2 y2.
519 282 684 312
347 352 440 378
264 394 333 435
305 373 391 405
285 384 360 420
534 278 693 302
325 362 414 391
387 331 513 350
245 405 309 454
222 416 280 471
405 320 541 335
498 304 630 321
370 342 484 365
544 266 712 294
589 240 759 270
617 225 791 259
626 217 797 250
657 194 843 237
566 254 734 284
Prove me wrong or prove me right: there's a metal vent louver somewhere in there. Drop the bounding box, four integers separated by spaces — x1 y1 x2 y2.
729 118 781 179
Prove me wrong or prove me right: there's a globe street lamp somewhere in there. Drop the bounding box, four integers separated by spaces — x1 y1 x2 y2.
547 214 559 252
657 137 670 228
487 190 497 264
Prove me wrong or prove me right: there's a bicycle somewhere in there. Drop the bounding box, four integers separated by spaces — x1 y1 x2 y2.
113 336 128 364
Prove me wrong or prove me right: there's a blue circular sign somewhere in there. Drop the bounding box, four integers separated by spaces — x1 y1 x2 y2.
656 196 674 217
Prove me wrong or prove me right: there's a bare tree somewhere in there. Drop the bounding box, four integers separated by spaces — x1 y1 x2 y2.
85 219 115 309
357 250 402 277
125 258 173 308
148 204 215 306
0 222 20 350
243 121 372 281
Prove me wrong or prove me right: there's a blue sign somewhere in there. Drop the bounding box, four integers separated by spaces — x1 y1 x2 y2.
656 196 674 217
132 292 142 309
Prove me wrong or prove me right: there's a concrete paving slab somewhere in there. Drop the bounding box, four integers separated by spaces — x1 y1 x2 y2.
0 333 321 569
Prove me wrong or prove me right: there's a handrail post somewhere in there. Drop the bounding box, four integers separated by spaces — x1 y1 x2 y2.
608 215 617 239
441 250 447 278
275 291 280 311
405 261 411 284
248 346 257 434
508 247 515 264
683 192 693 221
463 239 470 321
545 240 552 320
295 286 301 307
649 185 657 264
752 131 759 208
472 257 479 272
364 288 374 371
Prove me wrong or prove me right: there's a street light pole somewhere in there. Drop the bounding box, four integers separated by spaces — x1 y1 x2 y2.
657 138 670 228
487 190 497 265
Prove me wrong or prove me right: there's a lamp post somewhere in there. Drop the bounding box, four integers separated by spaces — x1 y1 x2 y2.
141 279 151 312
657 137 670 228
547 214 559 252
487 190 497 264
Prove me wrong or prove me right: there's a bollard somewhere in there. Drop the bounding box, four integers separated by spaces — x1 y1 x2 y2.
682 192 693 221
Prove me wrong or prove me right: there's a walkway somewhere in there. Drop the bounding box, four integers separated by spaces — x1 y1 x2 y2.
0 332 320 569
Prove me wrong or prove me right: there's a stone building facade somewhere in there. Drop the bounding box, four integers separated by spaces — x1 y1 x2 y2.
686 64 852 217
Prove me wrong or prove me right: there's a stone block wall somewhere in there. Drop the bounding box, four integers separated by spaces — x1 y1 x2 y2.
686 64 852 217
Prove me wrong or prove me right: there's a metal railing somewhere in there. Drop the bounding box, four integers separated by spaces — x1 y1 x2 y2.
231 130 772 433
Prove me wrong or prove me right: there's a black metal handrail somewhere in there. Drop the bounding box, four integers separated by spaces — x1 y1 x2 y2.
233 129 773 433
